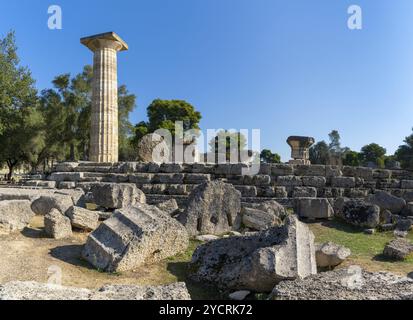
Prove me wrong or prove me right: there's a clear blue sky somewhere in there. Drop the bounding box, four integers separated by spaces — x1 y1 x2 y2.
1 0 413 160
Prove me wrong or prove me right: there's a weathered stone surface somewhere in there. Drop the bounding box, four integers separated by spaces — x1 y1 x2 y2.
396 219 412 232
243 200 287 219
368 191 406 214
0 281 190 300
128 173 154 184
184 174 211 184
241 207 282 231
44 209 72 239
179 181 242 236
54 162 80 172
296 198 334 219
380 209 393 224
66 206 99 231
271 164 294 176
155 199 179 216
315 242 351 268
91 183 146 209
0 188 53 202
58 181 77 189
331 177 356 188
23 180 56 188
336 198 380 228
292 187 317 198
235 186 257 197
90 282 191 300
229 291 250 301
302 176 326 188
0 200 34 232
383 239 413 260
270 266 413 300
276 176 302 187
189 216 317 292
137 133 170 163
82 204 189 272
160 163 183 173
49 172 84 182
31 194 74 216
195 235 219 242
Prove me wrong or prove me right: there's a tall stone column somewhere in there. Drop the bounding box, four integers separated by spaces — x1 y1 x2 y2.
81 32 128 163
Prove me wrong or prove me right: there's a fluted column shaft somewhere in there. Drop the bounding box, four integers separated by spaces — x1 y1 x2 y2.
89 39 122 163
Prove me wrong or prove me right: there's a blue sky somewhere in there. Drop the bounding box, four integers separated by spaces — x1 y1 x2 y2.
1 0 413 160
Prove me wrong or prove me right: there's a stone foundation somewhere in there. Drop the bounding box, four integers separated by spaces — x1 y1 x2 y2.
37 162 413 208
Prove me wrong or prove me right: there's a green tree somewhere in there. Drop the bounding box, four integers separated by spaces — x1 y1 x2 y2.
395 129 413 169
343 150 361 167
40 65 136 162
360 143 387 168
309 141 329 164
131 99 202 152
260 149 281 164
0 31 44 179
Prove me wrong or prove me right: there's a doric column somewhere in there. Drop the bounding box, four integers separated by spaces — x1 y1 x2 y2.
81 32 128 163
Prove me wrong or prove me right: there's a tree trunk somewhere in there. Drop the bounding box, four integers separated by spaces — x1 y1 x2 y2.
70 143 75 161
6 160 16 182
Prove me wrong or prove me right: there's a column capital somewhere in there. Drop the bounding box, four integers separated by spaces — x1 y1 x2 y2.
81 32 128 52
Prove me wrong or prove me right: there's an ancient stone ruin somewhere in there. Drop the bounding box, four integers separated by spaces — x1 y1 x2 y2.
0 31 412 302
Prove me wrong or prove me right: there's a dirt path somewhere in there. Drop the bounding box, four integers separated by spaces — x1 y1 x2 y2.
0 216 184 290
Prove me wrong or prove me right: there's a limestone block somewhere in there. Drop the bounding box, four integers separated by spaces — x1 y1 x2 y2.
179 181 242 236
292 187 317 198
66 206 99 231
302 176 326 188
91 183 146 209
331 177 356 188
184 174 211 184
44 209 72 239
128 173 154 184
82 204 189 272
296 198 334 219
271 164 294 176
190 216 317 292
0 200 35 232
276 176 303 187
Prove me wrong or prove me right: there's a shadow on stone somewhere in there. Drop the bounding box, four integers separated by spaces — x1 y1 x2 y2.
372 253 396 263
408 272 413 279
167 262 223 300
21 227 47 239
49 244 94 270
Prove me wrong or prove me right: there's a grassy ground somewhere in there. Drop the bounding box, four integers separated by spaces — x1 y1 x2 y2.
308 219 413 276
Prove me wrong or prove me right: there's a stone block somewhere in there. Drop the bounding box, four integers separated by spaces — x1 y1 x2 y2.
44 209 72 239
331 177 356 188
292 187 317 198
296 198 334 219
128 173 154 184
276 176 303 187
271 164 294 176
184 174 211 184
302 176 326 188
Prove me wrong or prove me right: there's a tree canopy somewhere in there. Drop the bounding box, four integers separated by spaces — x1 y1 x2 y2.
260 149 281 164
132 99 202 145
0 31 44 179
359 143 386 167
395 129 413 170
